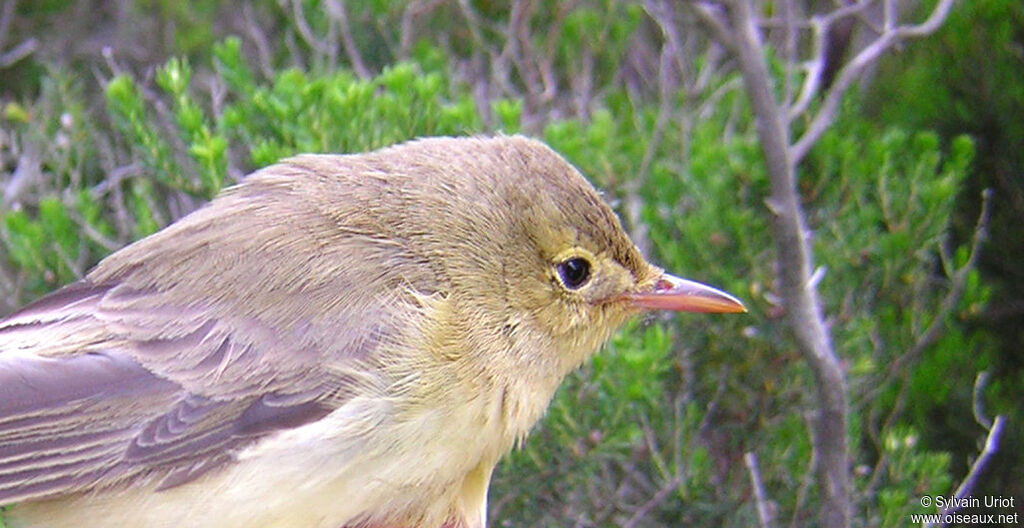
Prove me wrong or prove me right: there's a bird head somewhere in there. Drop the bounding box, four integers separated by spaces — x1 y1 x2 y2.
362 136 746 379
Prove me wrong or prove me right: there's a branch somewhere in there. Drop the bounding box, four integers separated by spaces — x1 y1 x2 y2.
788 413 818 528
399 0 446 59
780 0 798 111
861 189 991 499
0 259 16 315
66 207 122 253
621 475 683 528
692 3 736 53
745 452 775 528
0 0 13 49
0 37 36 69
241 3 276 79
923 415 1006 528
972 371 993 429
788 0 874 121
2 139 41 206
324 0 371 78
791 0 956 163
0 0 34 68
289 0 338 68
884 189 991 381
719 1 851 526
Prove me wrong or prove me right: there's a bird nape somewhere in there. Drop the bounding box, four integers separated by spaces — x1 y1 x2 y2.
0 135 744 528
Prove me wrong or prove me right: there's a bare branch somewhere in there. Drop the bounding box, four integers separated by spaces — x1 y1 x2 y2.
624 0 689 257
711 1 851 525
3 140 42 207
883 0 896 32
971 371 993 431
788 413 818 528
0 259 16 315
745 452 775 528
692 3 736 52
0 0 14 49
399 0 446 59
780 0 798 111
569 46 594 119
621 475 683 528
66 208 123 253
324 0 371 78
791 0 956 162
288 0 338 67
923 416 1006 528
0 37 37 68
887 189 991 376
241 3 277 79
455 0 491 52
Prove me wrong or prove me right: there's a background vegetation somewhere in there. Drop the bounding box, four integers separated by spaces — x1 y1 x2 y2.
1 0 1019 526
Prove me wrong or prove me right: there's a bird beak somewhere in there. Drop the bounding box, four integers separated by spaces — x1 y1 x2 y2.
627 273 747 313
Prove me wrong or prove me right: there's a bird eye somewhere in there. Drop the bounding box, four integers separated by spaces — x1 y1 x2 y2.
556 257 591 290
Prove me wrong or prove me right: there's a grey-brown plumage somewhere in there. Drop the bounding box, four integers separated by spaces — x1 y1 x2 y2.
0 136 743 528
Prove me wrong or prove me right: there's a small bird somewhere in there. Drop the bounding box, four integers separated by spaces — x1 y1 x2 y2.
0 136 744 528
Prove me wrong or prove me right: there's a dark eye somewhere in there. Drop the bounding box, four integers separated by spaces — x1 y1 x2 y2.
556 257 591 290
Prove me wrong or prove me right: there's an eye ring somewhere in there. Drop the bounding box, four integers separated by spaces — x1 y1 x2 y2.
556 257 592 290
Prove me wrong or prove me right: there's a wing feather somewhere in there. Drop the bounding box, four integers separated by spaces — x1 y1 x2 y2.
0 307 343 505
0 155 439 507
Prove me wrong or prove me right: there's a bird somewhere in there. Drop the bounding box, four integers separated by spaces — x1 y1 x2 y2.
0 135 744 528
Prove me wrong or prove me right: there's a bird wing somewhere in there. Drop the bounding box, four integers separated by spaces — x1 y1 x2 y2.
0 155 447 507
0 277 386 506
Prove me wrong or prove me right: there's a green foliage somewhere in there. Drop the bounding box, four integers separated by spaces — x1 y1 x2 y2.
874 427 953 527
210 37 483 167
1 71 111 301
1 39 490 300
156 58 228 195
869 0 1023 497
106 75 189 194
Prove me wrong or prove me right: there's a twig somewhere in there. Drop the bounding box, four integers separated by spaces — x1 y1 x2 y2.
570 46 594 120
0 0 12 47
0 37 36 68
324 0 371 78
864 369 910 496
745 452 774 528
791 0 956 163
621 475 683 528
788 413 818 528
695 367 730 440
399 0 446 59
780 0 798 111
2 139 41 206
625 1 683 256
862 189 990 501
971 371 993 431
455 0 491 52
66 208 122 253
283 30 306 71
923 416 1006 528
866 189 992 401
289 0 338 67
787 0 873 121
51 240 84 279
692 3 735 54
0 259 16 315
241 3 277 79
